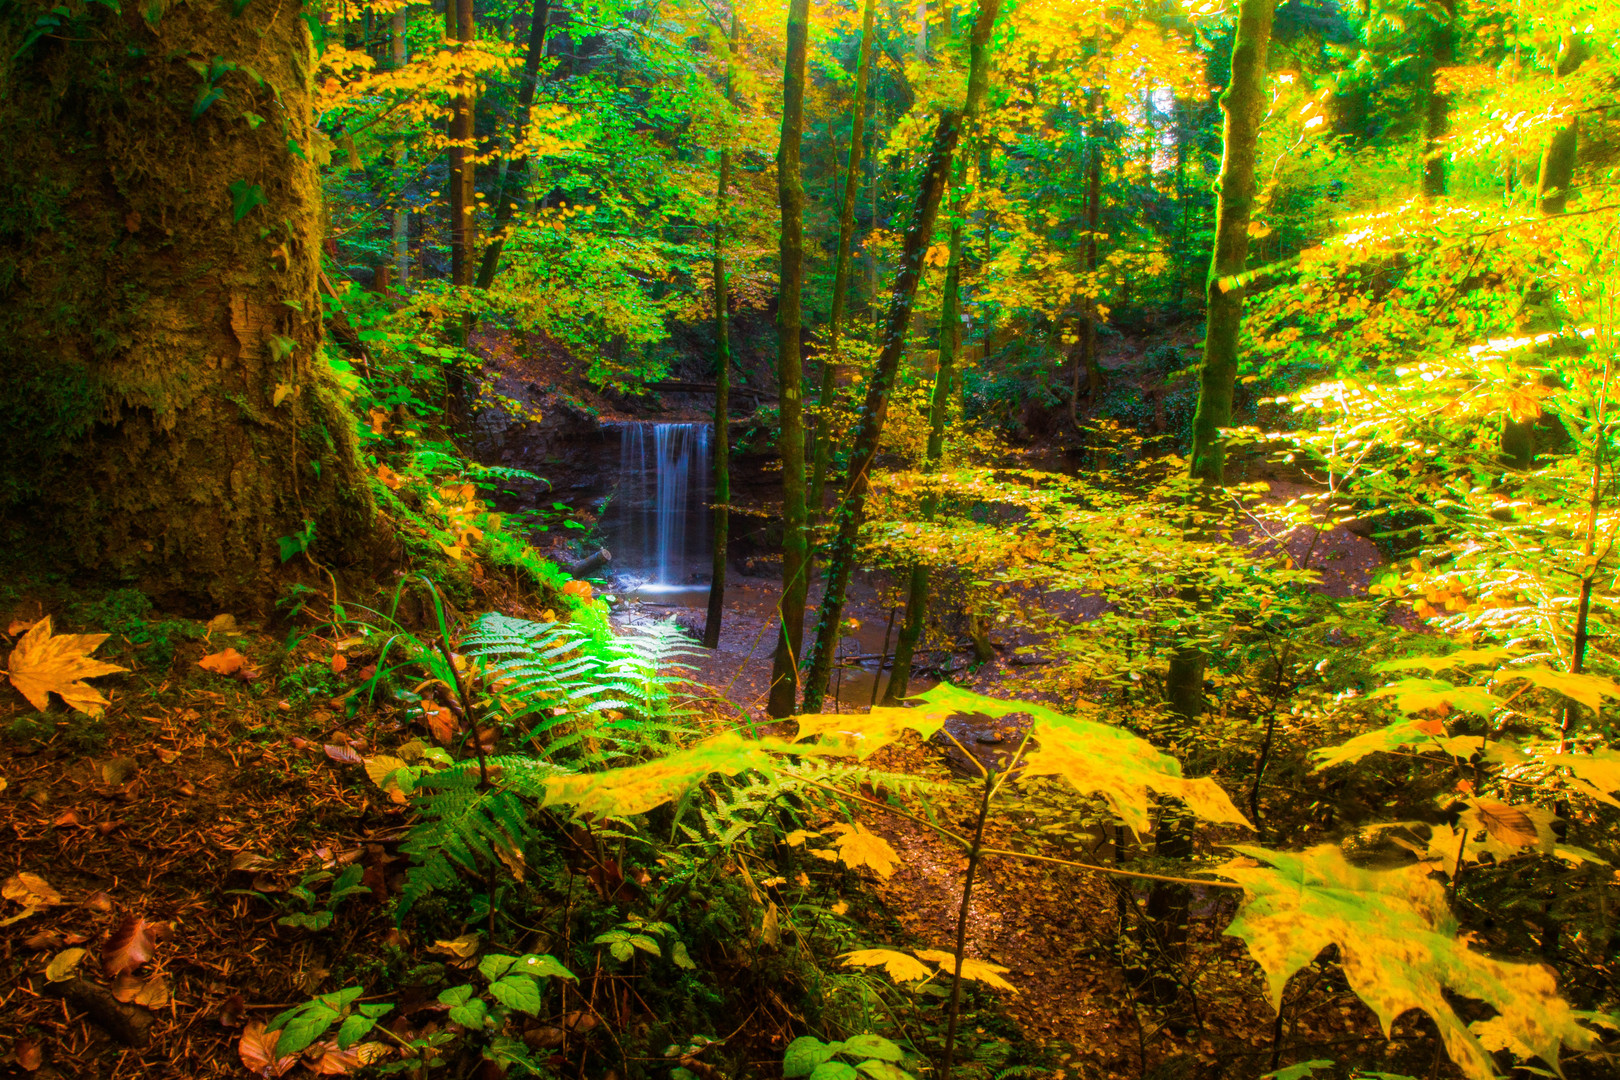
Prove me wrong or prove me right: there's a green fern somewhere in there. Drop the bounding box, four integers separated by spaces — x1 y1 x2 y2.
398 756 572 917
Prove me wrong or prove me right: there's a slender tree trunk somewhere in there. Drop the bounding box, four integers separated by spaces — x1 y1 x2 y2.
1421 0 1455 197
705 15 739 651
0 1 379 604
884 208 963 704
1076 106 1103 414
1537 34 1590 215
391 12 411 289
801 0 1002 713
475 0 551 291
768 0 814 717
807 0 878 527
448 0 477 290
1168 0 1273 722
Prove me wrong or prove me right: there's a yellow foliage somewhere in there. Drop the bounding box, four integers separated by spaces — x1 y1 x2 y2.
4 616 128 717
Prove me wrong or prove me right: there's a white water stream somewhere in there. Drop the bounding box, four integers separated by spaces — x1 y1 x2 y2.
603 422 712 593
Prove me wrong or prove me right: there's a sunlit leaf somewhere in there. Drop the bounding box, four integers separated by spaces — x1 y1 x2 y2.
4 617 127 716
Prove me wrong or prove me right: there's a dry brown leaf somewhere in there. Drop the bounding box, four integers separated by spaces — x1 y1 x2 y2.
428 932 481 958
206 613 238 634
14 1038 41 1072
133 974 170 1008
83 890 113 913
218 992 247 1028
238 1022 299 1077
44 948 86 983
101 914 159 977
7 618 38 636
324 743 363 766
110 971 143 1002
4 617 127 716
330 652 348 675
306 1041 363 1075
53 809 83 827
1476 802 1539 848
4 873 62 907
154 747 179 764
198 648 247 675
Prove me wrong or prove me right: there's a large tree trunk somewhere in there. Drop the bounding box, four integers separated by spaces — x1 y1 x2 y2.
1421 0 1455 197
1167 0 1273 719
807 0 878 528
768 0 814 717
705 15 739 651
800 0 1002 713
0 2 379 606
1537 33 1590 216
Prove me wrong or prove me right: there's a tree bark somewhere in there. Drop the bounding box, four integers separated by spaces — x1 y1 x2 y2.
807 0 878 527
448 0 477 290
1169 0 1273 720
1421 0 1455 197
0 2 379 606
768 0 814 717
1536 33 1590 216
801 0 1003 713
705 15 739 651
475 0 552 291
1073 103 1103 419
391 12 411 289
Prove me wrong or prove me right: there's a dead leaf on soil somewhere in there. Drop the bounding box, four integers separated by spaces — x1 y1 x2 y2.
206 614 238 634
154 747 179 764
198 648 249 676
428 932 481 959
100 757 138 786
324 743 364 765
133 974 170 1008
13 1038 41 1072
45 948 86 983
83 891 113 913
239 1022 299 1078
4 873 62 908
218 992 247 1028
101 914 160 977
330 652 348 675
4 616 128 716
1476 801 1540 848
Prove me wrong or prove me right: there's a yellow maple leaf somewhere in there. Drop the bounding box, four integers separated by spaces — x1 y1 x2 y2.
913 949 1018 992
826 823 900 879
840 949 933 983
4 617 127 717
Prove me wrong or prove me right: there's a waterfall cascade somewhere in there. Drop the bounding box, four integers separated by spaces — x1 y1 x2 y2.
604 422 711 588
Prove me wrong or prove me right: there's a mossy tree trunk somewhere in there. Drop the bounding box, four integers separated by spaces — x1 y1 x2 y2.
800 0 1002 713
1421 0 1455 197
705 14 739 651
807 0 878 526
0 2 379 607
475 0 552 291
1537 33 1590 216
768 0 813 717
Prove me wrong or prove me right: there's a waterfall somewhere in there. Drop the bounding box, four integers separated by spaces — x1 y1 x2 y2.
606 422 711 587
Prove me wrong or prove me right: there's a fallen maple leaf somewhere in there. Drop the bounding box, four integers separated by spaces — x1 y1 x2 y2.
4 873 62 908
239 1022 299 1077
4 617 127 716
101 914 159 977
198 648 247 675
13 1038 41 1072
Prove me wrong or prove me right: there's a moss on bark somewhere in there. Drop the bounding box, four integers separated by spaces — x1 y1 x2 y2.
0 1 380 607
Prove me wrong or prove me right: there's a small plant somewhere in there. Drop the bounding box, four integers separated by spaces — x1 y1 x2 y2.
275 863 371 931
783 1033 916 1080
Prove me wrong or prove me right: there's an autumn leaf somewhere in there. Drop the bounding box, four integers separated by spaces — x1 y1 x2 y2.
1221 844 1596 1080
4 616 127 716
1493 668 1620 715
1369 678 1502 718
45 947 86 983
1473 801 1539 848
330 652 348 675
541 734 807 819
305 1041 364 1075
913 949 1018 992
824 823 901 879
4 873 62 908
793 704 952 761
913 684 1251 833
198 648 248 676
839 949 934 983
238 1022 299 1078
101 914 160 977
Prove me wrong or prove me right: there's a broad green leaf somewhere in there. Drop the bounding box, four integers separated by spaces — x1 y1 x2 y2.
856 1063 914 1080
809 1063 860 1080
1221 845 1594 1080
792 705 951 760
335 1013 375 1049
1260 1061 1333 1080
488 974 542 1015
479 954 516 981
839 949 933 983
511 953 576 981
1494 668 1620 715
913 685 1251 832
784 1036 844 1078
1369 679 1502 718
437 985 474 1007
912 949 1018 992
448 995 488 1029
671 941 696 970
1374 648 1518 673
841 1034 904 1062
542 734 802 819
